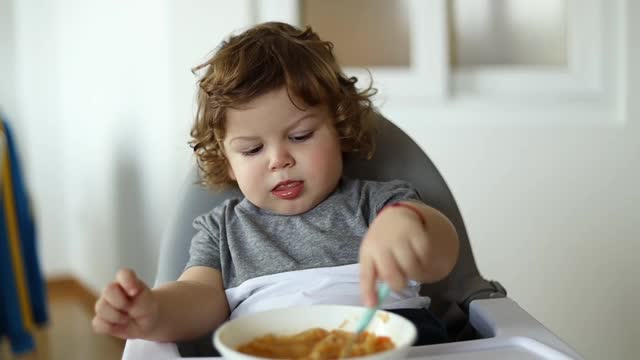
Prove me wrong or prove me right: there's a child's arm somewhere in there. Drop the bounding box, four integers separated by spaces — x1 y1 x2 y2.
359 201 459 307
92 267 230 342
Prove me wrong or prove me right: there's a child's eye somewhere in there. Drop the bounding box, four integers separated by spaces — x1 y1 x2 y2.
289 131 314 142
241 145 263 156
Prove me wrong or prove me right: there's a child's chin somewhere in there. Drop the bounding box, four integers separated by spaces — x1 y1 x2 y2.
269 201 315 216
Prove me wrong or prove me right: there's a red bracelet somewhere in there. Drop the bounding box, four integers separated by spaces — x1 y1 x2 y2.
380 202 428 228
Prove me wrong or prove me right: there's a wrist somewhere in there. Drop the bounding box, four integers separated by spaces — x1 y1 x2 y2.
140 290 162 340
380 202 428 229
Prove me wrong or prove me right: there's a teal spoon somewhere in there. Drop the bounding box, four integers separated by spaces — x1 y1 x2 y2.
341 283 391 358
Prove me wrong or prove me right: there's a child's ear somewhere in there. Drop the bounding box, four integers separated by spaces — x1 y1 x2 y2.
228 166 236 181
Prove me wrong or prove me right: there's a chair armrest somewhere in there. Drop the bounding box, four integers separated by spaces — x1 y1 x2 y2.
408 297 584 359
469 297 583 359
461 280 507 311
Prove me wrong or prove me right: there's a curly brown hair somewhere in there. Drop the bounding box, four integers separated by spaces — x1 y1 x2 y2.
190 22 377 189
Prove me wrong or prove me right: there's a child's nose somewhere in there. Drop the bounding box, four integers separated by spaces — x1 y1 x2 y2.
269 147 295 171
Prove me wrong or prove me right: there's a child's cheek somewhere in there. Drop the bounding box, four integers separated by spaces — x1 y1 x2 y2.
308 145 338 168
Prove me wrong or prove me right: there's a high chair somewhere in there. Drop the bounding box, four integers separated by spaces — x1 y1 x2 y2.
122 115 583 359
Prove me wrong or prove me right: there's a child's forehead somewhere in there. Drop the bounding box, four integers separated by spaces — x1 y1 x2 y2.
228 88 323 120
224 90 329 137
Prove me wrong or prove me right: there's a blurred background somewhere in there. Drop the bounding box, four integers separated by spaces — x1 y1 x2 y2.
0 0 637 359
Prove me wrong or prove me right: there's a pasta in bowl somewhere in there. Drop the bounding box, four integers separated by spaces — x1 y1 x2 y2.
213 305 417 359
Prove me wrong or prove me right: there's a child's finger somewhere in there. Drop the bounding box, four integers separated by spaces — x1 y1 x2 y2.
408 235 430 268
375 252 407 292
359 255 377 307
94 298 129 325
116 268 144 297
127 282 154 319
391 243 422 280
92 314 115 335
92 315 130 339
101 282 130 310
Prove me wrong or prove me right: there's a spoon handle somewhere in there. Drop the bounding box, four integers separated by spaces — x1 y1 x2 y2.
356 283 391 332
342 283 392 358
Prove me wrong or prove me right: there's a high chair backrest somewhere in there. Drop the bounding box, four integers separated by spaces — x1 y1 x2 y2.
155 114 494 308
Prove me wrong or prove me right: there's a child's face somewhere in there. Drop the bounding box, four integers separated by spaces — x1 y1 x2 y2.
223 87 343 215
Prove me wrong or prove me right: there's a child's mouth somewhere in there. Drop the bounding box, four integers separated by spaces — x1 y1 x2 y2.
271 181 304 200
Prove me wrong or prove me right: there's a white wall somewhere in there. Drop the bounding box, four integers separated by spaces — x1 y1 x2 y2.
385 125 638 360
9 0 69 275
3 0 251 287
53 0 176 289
0 0 17 127
2 1 637 359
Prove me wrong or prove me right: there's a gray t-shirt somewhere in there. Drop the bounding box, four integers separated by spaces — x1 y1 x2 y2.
185 177 420 289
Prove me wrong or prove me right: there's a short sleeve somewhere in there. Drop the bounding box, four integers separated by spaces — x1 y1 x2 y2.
363 180 421 224
184 211 222 271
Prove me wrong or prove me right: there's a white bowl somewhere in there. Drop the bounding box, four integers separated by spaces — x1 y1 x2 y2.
213 305 417 359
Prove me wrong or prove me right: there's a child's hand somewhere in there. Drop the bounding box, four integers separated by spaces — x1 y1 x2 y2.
92 268 158 339
359 204 429 307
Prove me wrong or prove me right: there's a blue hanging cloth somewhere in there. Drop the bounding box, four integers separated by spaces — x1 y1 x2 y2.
0 117 48 354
